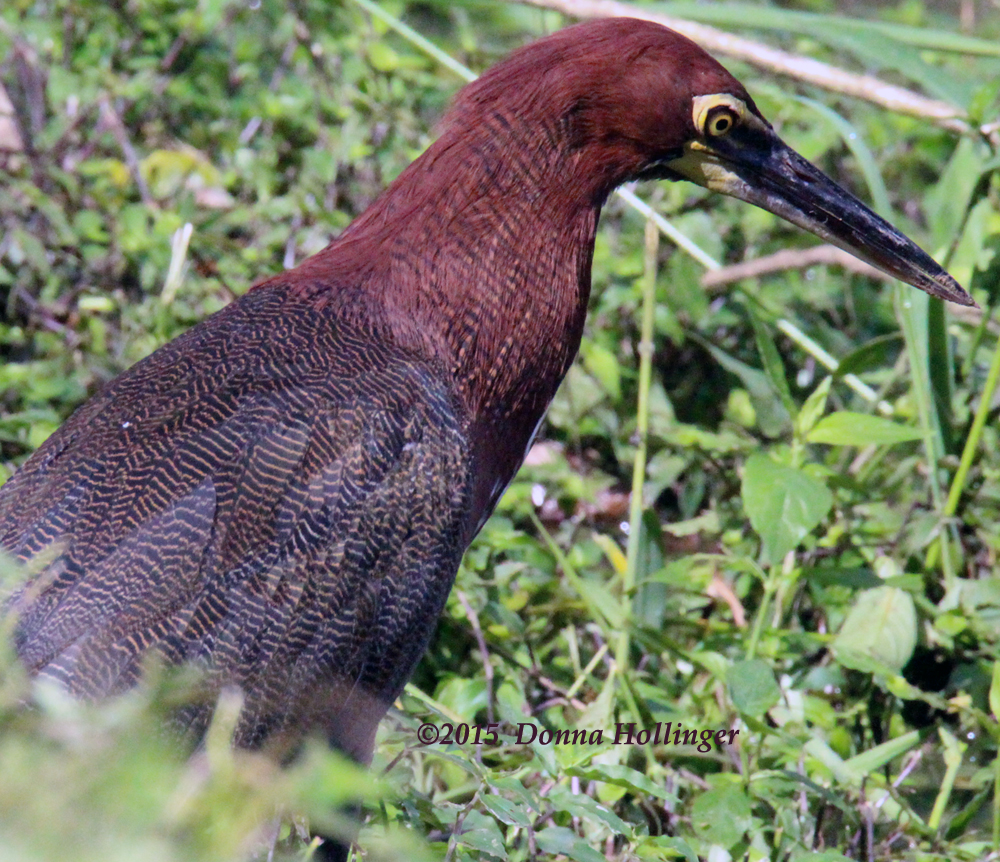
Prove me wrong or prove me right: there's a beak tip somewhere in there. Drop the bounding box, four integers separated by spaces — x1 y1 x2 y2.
936 278 976 309
914 270 975 307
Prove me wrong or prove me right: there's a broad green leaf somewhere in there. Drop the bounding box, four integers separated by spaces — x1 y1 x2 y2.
549 786 631 835
690 779 753 848
804 738 863 785
433 677 489 719
536 826 608 862
636 835 699 862
807 412 922 446
457 811 507 859
573 577 626 628
742 453 833 562
662 510 719 538
728 659 781 717
568 763 677 804
834 586 917 672
481 795 531 829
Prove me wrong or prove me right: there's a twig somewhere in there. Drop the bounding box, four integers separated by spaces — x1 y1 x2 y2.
891 749 923 789
443 790 481 862
534 673 587 711
0 82 24 152
701 244 890 290
11 39 47 143
518 0 969 132
235 33 300 146
456 590 495 723
160 33 188 72
48 102 98 163
13 286 81 348
564 640 609 702
98 97 154 206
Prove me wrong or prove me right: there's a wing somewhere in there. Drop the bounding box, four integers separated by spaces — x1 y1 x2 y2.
0 287 473 757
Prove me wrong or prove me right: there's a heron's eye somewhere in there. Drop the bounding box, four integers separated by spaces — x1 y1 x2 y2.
692 94 748 139
705 107 739 137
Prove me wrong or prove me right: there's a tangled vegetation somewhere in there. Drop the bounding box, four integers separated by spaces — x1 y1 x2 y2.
2 1 1000 860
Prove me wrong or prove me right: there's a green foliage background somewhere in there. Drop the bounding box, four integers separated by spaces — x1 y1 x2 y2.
2 0 1000 860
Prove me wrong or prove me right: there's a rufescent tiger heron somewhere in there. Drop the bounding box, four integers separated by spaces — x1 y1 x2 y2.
0 16 973 860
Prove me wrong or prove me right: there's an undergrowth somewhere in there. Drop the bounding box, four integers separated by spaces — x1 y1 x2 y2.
2 1 1000 860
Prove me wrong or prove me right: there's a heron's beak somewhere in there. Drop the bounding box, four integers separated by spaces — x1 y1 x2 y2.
666 123 974 307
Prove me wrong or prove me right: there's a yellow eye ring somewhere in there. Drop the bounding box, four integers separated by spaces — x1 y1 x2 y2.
692 94 747 139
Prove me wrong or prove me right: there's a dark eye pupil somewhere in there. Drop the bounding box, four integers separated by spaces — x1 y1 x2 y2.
715 117 729 131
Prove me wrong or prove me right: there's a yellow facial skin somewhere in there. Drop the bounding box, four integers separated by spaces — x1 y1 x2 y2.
668 93 768 196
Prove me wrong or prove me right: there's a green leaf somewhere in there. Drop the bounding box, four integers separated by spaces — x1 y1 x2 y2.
927 138 988 248
807 412 922 446
835 334 903 378
808 567 882 589
694 335 791 437
367 41 401 73
793 854 856 862
843 729 922 775
535 826 608 862
580 339 622 401
727 659 781 717
742 453 833 562
548 786 631 835
567 763 677 804
457 811 507 859
655 0 1000 55
635 835 699 862
480 794 531 829
794 376 831 440
949 197 1000 289
573 577 626 628
744 301 795 416
989 661 1000 720
834 586 918 673
690 779 753 848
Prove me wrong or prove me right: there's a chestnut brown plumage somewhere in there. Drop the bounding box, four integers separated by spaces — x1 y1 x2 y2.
0 15 971 849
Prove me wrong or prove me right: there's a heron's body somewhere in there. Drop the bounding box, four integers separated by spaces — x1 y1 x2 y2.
1 288 472 759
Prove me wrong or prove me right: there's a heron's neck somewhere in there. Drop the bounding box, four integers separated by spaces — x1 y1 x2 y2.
328 112 607 426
